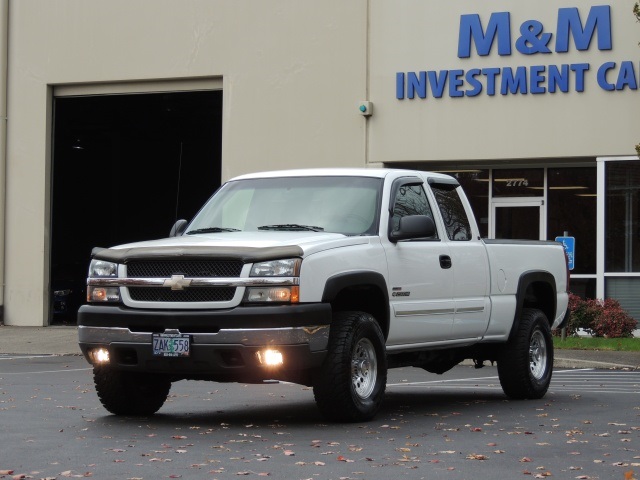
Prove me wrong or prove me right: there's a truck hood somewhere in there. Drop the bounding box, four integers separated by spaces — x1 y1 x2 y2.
92 232 371 263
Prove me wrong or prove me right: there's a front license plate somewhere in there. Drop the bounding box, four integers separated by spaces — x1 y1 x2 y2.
152 333 190 357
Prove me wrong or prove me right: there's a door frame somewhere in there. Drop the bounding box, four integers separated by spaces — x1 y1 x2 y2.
490 197 545 240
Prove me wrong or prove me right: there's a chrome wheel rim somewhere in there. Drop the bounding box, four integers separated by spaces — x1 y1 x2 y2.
351 338 378 399
529 329 548 380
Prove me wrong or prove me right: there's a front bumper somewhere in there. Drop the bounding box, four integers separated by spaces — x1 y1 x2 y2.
77 303 331 381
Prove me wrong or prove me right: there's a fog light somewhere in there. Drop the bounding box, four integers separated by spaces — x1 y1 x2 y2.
256 349 284 367
89 347 110 365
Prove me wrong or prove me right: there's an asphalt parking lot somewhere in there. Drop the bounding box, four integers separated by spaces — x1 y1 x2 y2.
1 354 639 480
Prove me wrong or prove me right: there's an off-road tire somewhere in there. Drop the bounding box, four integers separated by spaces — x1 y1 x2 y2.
313 311 387 422
498 308 554 399
93 367 171 416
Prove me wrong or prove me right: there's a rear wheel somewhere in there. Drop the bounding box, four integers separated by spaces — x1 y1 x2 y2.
498 308 553 399
313 311 387 422
93 367 171 416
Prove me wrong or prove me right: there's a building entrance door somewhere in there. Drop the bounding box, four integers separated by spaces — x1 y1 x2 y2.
492 199 544 240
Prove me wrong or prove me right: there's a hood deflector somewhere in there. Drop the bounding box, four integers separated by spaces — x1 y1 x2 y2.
91 245 304 264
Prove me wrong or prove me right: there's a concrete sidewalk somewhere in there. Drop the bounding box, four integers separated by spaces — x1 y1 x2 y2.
0 325 82 356
0 325 639 369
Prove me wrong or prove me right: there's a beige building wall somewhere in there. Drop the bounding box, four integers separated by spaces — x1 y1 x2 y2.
4 0 368 326
369 0 639 163
2 0 637 326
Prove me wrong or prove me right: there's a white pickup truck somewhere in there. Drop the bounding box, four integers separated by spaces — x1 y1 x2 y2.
78 168 569 422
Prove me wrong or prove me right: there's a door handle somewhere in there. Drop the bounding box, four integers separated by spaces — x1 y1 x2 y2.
439 255 452 269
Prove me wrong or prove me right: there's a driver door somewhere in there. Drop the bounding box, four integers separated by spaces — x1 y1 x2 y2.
384 176 455 346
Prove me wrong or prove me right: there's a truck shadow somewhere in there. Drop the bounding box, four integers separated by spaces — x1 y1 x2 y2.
94 389 522 429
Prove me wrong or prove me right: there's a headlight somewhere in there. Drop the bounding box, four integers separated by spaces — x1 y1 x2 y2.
250 259 301 277
89 259 118 277
87 259 120 303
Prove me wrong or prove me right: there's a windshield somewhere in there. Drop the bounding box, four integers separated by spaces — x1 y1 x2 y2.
186 176 383 236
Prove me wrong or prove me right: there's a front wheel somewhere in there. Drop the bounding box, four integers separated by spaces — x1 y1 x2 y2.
93 367 171 416
313 311 387 422
498 308 553 399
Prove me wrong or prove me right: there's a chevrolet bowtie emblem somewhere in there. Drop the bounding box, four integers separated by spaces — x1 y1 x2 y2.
163 274 192 290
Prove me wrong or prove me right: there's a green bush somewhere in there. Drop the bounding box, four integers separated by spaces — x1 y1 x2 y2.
588 298 637 338
556 294 638 338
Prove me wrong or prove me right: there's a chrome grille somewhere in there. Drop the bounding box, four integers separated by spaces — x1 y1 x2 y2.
126 260 243 278
128 287 236 303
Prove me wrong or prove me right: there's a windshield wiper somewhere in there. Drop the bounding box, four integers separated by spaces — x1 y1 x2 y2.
258 224 324 232
186 227 241 235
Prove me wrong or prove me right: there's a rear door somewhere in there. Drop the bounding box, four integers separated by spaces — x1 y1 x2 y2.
428 178 490 339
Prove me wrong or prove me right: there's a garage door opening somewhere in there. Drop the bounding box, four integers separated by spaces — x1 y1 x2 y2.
50 90 222 324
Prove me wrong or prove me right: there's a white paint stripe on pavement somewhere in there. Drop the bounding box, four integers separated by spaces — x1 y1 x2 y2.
388 369 640 394
0 367 91 374
0 355 58 360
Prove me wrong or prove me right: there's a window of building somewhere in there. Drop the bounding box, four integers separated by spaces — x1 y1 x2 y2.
547 167 596 275
603 159 640 320
605 160 640 272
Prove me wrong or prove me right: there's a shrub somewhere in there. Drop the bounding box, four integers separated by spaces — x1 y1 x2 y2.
554 293 583 336
555 294 638 338
588 298 637 338
556 293 596 336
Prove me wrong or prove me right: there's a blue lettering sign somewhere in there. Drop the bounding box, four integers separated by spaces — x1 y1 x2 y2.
396 72 405 99
396 5 631 101
482 67 501 95
428 70 448 98
616 61 638 90
465 69 483 96
548 64 569 92
530 65 546 93
570 63 590 92
515 20 552 55
501 66 528 94
458 12 512 58
597 61 616 91
407 71 427 99
556 6 612 52
449 69 465 97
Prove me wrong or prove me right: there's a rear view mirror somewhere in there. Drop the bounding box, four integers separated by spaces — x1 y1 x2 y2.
389 215 436 242
169 219 188 237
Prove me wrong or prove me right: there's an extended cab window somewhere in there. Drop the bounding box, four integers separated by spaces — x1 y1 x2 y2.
431 183 472 241
390 183 438 240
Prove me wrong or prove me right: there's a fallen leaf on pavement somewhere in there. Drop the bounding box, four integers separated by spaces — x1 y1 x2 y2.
466 454 488 460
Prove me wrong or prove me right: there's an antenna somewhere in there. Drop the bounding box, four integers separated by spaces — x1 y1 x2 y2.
174 141 183 225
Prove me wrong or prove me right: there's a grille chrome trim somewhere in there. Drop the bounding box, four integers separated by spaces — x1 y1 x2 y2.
88 277 299 288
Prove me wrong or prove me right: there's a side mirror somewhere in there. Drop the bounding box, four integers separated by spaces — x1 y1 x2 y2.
169 219 188 237
389 215 436 242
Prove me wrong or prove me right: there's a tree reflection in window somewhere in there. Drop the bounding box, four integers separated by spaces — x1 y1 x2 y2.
391 184 437 239
431 185 472 241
